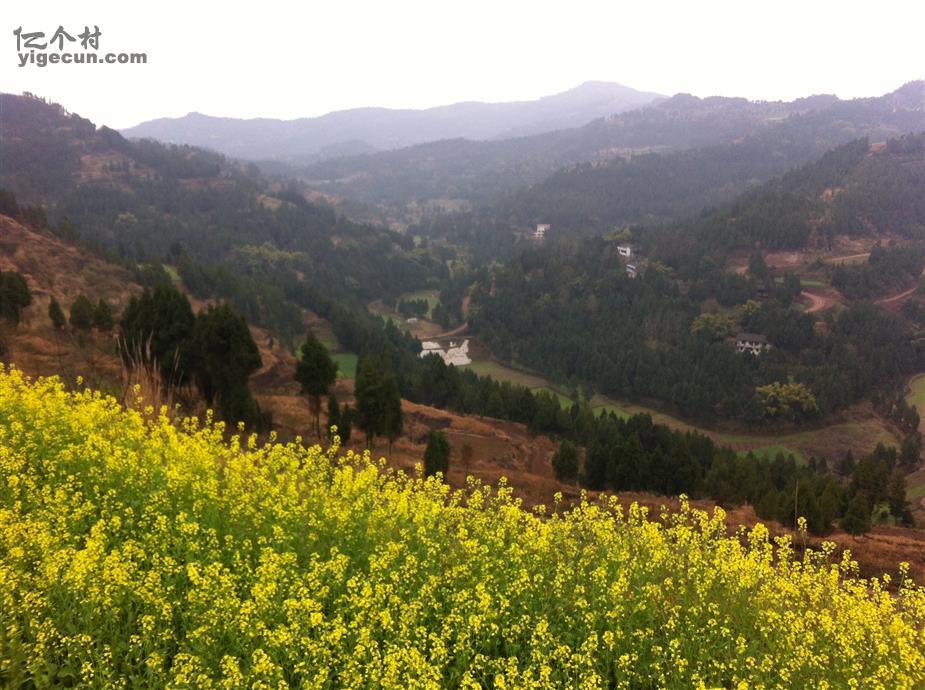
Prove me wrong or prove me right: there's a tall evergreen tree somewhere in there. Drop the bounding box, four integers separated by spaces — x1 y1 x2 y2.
119 284 196 385
295 332 338 437
423 430 451 478
0 271 31 326
339 405 354 445
192 304 262 425
552 440 580 482
354 356 385 449
92 299 114 332
841 493 871 537
48 296 65 331
382 372 403 457
69 295 95 331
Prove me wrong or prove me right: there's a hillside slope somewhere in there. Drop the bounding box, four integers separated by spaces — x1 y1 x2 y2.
0 214 138 306
1 367 923 688
0 93 451 343
468 134 925 427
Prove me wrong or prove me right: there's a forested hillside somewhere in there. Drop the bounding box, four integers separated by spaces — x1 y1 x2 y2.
298 81 924 211
648 134 925 265
0 93 449 344
470 134 925 424
487 116 925 237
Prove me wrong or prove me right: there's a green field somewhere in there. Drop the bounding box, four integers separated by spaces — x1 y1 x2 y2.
532 386 576 409
302 328 355 380
332 353 358 379
161 264 181 284
460 360 555 391
774 275 826 288
908 480 925 502
461 361 579 409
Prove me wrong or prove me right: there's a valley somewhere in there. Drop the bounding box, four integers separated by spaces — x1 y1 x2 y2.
6 0 925 676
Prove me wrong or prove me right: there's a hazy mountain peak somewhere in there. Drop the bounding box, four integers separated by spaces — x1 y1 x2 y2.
121 82 664 161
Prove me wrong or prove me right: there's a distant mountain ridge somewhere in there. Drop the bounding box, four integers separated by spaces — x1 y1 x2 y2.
295 81 925 208
119 81 664 161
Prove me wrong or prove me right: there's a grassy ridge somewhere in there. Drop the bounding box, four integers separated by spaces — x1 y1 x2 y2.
1 367 923 688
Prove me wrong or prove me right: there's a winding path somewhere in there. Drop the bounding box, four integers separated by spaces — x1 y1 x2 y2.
876 278 922 307
800 289 833 314
432 321 469 339
823 252 871 264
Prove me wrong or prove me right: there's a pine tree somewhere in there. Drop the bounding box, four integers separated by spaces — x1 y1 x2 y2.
552 440 579 482
423 430 451 478
69 295 95 331
838 451 856 477
92 299 114 332
841 493 871 537
819 482 842 534
48 296 65 330
355 356 385 449
295 332 338 437
0 271 31 326
339 405 354 445
583 441 608 490
888 474 910 520
119 284 196 385
192 304 262 426
382 373 403 457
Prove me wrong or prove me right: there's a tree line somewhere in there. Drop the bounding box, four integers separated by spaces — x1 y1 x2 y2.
470 237 922 424
118 284 265 427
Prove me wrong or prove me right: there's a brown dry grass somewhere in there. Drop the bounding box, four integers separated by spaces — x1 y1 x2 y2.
3 215 924 584
0 215 141 309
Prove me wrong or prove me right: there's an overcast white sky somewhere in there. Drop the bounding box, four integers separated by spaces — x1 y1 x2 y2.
3 0 923 129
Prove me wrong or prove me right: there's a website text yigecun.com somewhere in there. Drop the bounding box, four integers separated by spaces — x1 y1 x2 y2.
17 51 147 67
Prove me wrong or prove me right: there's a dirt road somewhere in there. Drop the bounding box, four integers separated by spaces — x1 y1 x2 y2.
824 252 870 264
431 296 471 339
801 289 836 314
877 284 919 306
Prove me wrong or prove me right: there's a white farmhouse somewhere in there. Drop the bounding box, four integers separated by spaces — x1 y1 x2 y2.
735 332 769 356
419 339 472 366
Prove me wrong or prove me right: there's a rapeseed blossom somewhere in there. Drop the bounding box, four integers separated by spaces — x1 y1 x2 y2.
0 366 923 688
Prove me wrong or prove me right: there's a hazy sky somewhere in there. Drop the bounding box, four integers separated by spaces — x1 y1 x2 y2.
4 0 924 129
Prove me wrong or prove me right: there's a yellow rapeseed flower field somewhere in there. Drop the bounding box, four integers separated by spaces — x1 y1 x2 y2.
0 366 923 688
